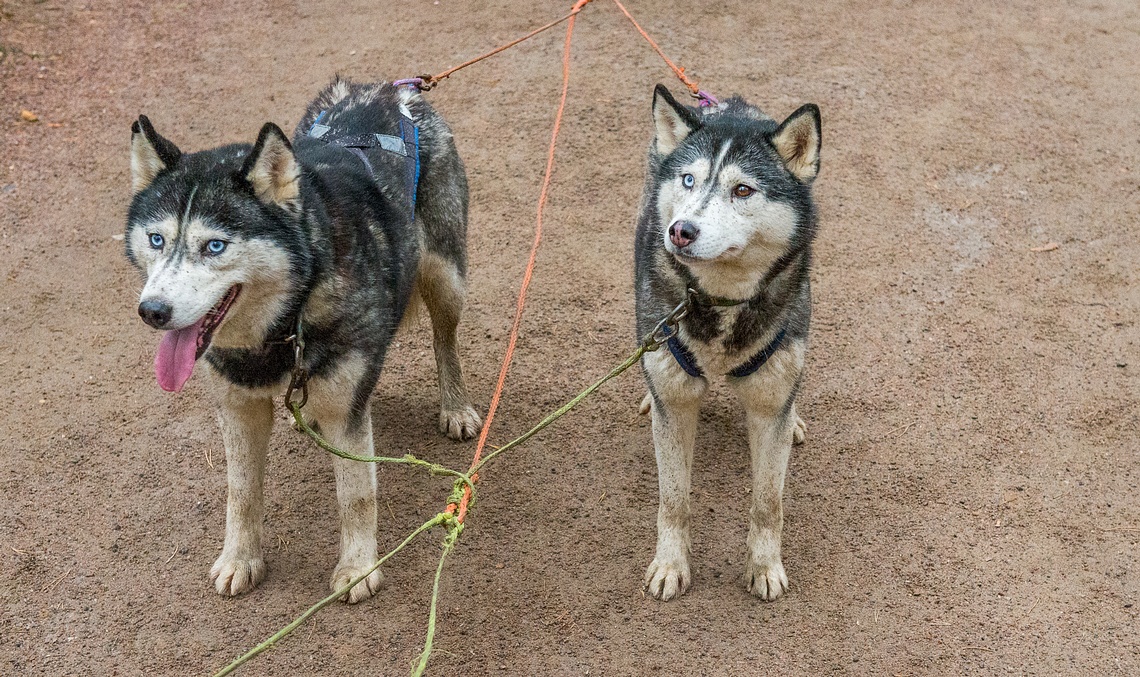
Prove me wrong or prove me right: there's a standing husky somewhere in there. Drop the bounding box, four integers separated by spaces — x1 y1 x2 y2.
124 79 482 603
635 85 821 601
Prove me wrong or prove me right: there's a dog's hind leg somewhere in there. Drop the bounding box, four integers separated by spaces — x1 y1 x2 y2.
415 251 482 440
791 403 807 445
211 388 273 597
642 350 707 601
729 343 805 602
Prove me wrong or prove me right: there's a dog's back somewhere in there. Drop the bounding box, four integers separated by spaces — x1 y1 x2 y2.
295 80 471 275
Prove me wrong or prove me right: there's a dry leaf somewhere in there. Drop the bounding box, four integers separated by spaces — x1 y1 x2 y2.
20 110 39 123
1030 242 1060 252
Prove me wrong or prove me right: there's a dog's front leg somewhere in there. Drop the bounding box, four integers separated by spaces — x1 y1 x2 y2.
730 344 804 601
305 395 382 604
643 349 707 601
210 389 273 596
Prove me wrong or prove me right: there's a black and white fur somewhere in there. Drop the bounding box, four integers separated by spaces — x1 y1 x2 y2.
634 85 821 601
125 79 482 603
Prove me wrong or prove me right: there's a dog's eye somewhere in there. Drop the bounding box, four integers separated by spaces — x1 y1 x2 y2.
204 239 227 255
732 184 755 199
148 233 164 249
682 173 695 189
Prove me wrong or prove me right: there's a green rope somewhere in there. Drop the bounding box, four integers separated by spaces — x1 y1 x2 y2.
221 336 658 676
472 344 649 475
411 519 464 676
211 513 450 677
287 401 476 500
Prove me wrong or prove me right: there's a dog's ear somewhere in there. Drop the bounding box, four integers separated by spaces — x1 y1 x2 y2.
242 123 300 208
771 104 821 183
653 84 701 155
130 115 182 194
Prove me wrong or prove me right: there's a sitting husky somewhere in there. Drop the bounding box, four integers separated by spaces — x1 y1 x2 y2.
635 85 821 601
124 79 482 603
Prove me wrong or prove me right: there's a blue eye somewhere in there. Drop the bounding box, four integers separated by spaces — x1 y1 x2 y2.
205 239 227 255
148 233 164 249
682 173 695 188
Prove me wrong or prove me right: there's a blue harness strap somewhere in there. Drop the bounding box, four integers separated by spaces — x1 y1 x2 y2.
667 334 704 378
307 110 420 219
667 327 788 379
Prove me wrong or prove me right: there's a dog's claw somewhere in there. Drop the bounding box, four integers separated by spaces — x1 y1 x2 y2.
210 553 267 597
744 557 788 601
440 406 482 441
330 563 383 604
792 414 806 445
644 557 691 601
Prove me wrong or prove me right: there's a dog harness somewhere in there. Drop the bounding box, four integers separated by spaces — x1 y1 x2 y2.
306 109 421 217
664 291 789 379
666 327 788 379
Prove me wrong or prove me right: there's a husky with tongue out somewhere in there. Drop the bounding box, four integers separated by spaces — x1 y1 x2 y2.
124 78 483 603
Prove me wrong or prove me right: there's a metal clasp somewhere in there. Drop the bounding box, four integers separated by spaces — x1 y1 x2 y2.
645 296 691 351
284 318 309 409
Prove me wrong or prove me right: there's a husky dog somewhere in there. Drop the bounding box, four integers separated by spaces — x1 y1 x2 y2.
634 85 821 601
124 79 482 603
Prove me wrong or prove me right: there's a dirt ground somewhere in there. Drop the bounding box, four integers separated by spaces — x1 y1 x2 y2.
2 0 1138 674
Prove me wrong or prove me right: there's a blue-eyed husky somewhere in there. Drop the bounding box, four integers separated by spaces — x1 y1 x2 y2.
124 78 482 603
635 85 821 601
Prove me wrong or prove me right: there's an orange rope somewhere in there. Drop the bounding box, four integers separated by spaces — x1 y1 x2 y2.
608 0 706 99
448 0 590 524
421 1 595 89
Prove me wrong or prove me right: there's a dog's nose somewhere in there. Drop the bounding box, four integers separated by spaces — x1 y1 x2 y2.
668 221 699 248
138 299 173 328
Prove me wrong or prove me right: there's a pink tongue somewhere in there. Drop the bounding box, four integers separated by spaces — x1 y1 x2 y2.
155 317 205 392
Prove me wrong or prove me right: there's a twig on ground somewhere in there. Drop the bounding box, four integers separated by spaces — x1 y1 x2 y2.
879 421 917 440
41 568 71 593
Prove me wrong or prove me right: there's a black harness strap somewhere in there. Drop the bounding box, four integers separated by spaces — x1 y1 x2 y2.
307 110 420 218
666 326 788 379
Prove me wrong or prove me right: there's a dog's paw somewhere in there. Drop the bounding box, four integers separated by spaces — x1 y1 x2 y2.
792 414 807 445
744 556 788 601
440 406 482 441
210 553 267 597
638 391 653 416
330 562 383 604
644 556 691 601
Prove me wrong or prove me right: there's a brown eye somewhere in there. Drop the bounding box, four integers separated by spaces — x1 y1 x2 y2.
733 184 755 198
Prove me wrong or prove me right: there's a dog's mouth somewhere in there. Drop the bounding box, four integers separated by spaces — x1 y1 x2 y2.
154 285 241 392
671 246 742 265
197 285 241 359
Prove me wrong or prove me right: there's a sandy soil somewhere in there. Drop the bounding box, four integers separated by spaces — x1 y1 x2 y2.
2 0 1138 674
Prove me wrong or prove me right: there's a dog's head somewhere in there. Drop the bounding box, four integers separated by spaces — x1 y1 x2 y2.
125 116 307 391
650 85 820 282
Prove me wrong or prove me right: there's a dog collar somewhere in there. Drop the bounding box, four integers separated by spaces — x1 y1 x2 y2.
666 325 788 379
